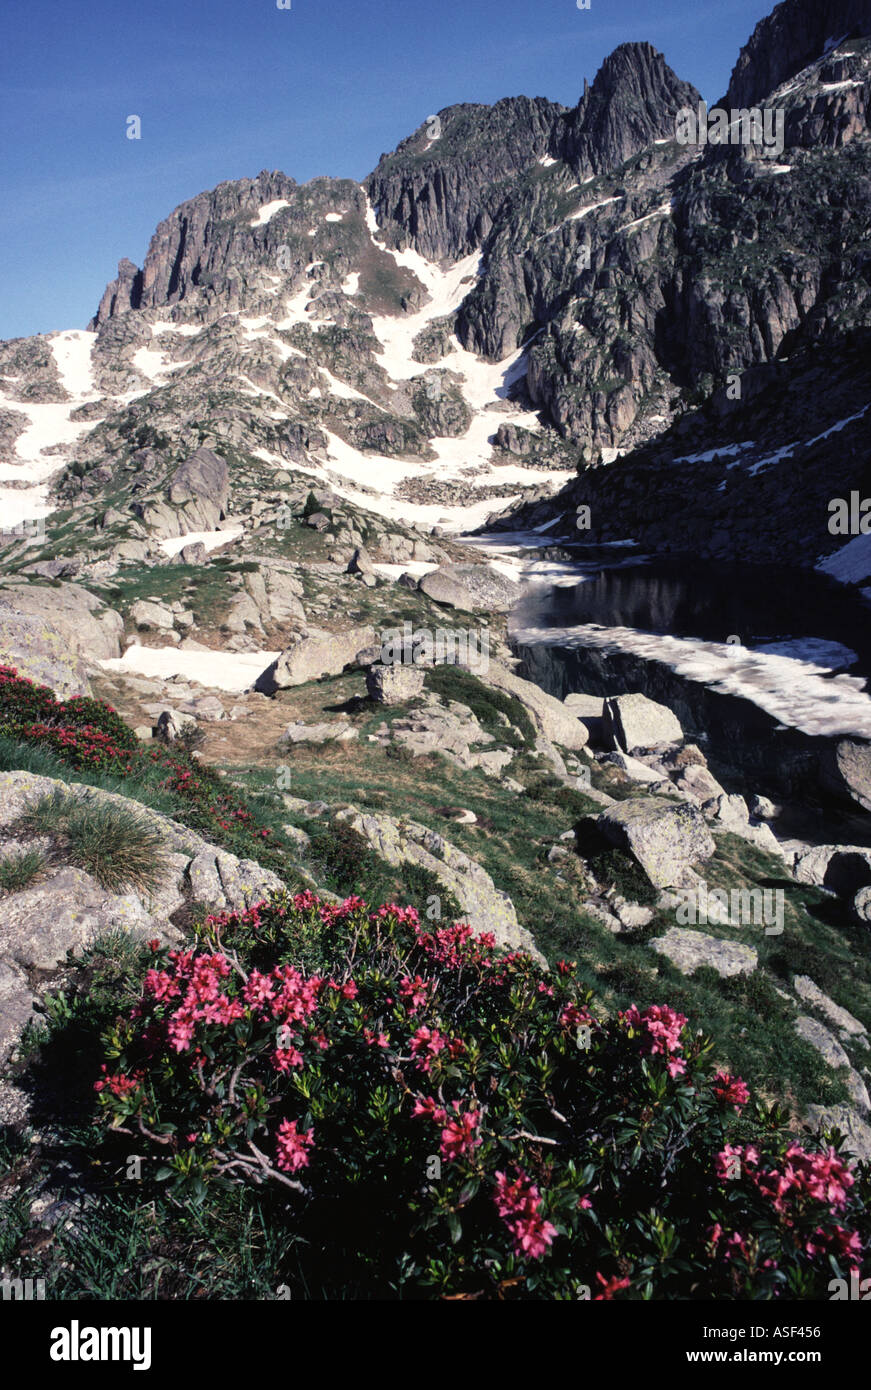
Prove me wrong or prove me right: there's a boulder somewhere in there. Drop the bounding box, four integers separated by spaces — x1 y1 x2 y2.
174 542 207 565
804 1104 871 1162
419 563 520 612
792 976 868 1039
168 447 230 531
348 547 375 576
254 626 376 693
472 660 588 751
281 721 357 745
597 799 716 888
366 664 426 705
854 886 871 923
563 692 606 743
820 738 871 813
605 752 668 785
333 808 543 963
0 960 37 1062
0 866 158 972
673 763 727 804
180 695 225 722
650 927 757 978
603 692 684 753
0 604 91 697
791 844 871 897
130 599 175 631
155 709 198 742
0 582 124 695
795 1017 870 1112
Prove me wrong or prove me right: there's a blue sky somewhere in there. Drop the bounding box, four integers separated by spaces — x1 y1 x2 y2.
1 0 774 340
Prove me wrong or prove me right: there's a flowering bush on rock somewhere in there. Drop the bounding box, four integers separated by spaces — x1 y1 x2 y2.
0 667 275 862
94 891 871 1300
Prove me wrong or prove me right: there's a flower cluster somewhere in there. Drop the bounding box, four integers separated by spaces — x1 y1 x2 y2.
0 666 279 861
622 1003 688 1077
711 1072 750 1109
276 1118 314 1173
494 1168 558 1260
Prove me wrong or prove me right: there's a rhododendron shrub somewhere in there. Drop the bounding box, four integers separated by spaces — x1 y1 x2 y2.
0 665 138 772
94 893 870 1299
0 666 278 865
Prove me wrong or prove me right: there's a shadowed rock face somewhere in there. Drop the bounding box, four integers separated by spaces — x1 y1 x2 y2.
366 97 565 263
169 446 228 504
723 0 871 108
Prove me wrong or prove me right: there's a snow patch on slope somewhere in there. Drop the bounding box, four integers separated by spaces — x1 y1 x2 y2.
100 644 278 692
49 330 97 398
250 199 291 227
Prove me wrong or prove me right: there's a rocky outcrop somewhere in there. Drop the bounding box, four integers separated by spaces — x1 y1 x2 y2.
603 692 684 753
0 770 286 1061
554 42 700 176
0 584 124 697
475 659 589 752
418 563 520 612
820 738 871 813
366 663 426 704
0 606 92 698
723 0 871 108
167 447 230 529
650 927 758 978
367 97 564 263
795 1015 871 1111
332 806 543 963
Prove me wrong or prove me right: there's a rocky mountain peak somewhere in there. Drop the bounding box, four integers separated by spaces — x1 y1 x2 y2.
555 41 700 176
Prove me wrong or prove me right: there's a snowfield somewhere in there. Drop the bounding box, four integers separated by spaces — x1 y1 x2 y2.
99 644 279 692
159 529 244 557
249 199 291 227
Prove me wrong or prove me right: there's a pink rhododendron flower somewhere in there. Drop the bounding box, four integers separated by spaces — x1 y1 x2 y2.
409 1025 448 1072
399 975 431 1013
594 1273 631 1300
493 1168 557 1260
412 1095 447 1124
272 1046 304 1072
712 1072 750 1108
275 1118 314 1173
439 1102 481 1162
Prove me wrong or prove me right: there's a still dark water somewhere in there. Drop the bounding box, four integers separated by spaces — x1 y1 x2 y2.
515 555 871 682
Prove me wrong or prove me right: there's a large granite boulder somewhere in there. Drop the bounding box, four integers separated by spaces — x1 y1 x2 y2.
419 563 520 612
820 738 871 813
650 927 757 978
476 660 589 751
791 843 871 896
804 1104 871 1162
0 770 285 1062
333 807 544 963
167 447 230 531
597 798 716 888
254 626 375 693
0 582 124 697
603 692 684 753
366 663 426 705
0 606 91 698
